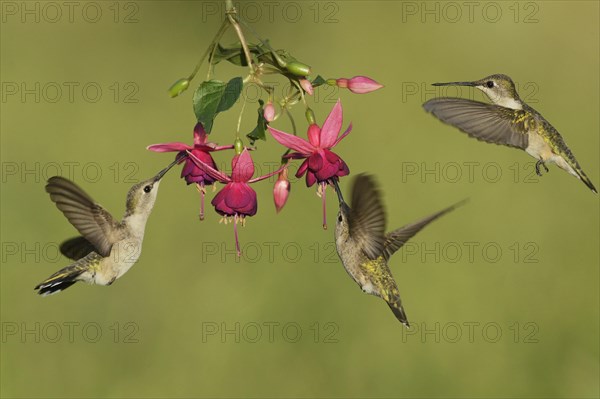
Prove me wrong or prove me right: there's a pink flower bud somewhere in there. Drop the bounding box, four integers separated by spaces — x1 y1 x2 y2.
338 76 383 94
335 78 349 88
273 169 291 213
263 102 275 122
299 79 314 95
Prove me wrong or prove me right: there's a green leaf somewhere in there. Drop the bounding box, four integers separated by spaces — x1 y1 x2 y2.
193 77 243 133
246 100 268 144
311 75 326 88
218 77 243 112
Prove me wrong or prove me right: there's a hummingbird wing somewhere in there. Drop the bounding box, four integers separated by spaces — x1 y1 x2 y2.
423 98 529 149
59 236 96 260
46 176 124 257
383 200 466 261
349 174 386 260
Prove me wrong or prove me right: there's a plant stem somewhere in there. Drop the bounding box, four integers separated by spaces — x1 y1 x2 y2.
225 7 254 74
189 19 229 82
236 96 247 138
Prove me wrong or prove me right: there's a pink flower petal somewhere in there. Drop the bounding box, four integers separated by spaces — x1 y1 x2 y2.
332 122 352 147
306 171 317 187
225 183 257 216
186 150 230 182
147 142 191 152
296 159 309 178
319 99 343 148
268 126 315 155
284 152 308 160
211 144 235 151
248 162 287 184
307 125 321 147
308 152 323 172
193 123 208 145
231 149 255 182
212 185 233 216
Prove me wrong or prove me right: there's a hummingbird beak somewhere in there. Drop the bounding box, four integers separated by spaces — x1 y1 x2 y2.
331 179 346 205
432 81 477 87
153 153 186 182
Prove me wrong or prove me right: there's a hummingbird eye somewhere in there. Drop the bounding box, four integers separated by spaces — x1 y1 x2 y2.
486 81 495 88
143 185 152 193
337 214 343 222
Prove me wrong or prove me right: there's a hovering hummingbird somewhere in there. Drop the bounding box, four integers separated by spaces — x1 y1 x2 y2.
34 158 180 296
332 174 464 327
423 74 597 193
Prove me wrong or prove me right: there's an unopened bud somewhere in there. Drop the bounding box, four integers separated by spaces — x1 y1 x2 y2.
338 76 383 94
234 138 244 155
263 102 275 122
305 108 316 125
168 78 190 98
299 79 314 95
273 169 291 213
286 61 312 77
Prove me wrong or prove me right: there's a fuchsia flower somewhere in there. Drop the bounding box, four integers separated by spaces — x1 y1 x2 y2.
336 76 383 94
267 99 351 229
187 148 284 256
147 123 233 220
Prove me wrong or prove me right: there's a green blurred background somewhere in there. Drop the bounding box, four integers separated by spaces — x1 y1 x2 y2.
1 1 598 398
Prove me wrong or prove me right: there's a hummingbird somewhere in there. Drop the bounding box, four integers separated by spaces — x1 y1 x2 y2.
423 74 597 193
332 174 464 327
34 158 180 296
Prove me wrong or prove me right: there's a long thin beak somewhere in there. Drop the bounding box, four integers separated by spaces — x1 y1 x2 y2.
331 179 346 205
153 153 186 182
432 81 477 87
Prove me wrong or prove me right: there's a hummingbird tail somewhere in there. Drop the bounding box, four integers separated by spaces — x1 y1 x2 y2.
577 171 597 194
387 300 410 329
34 266 84 296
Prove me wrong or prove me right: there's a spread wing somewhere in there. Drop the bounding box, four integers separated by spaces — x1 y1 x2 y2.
383 200 466 261
423 98 529 149
46 176 124 257
59 236 97 260
349 174 386 260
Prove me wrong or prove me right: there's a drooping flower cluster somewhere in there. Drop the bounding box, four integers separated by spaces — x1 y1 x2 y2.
268 99 351 228
151 66 382 255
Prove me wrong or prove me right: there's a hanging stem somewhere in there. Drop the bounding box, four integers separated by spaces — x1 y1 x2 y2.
236 96 247 138
189 19 229 82
225 6 255 74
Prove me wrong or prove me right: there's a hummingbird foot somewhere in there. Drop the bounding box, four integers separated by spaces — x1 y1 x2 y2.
535 159 549 176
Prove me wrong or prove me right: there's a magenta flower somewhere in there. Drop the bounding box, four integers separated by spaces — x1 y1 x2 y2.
147 123 233 220
267 99 351 228
336 76 383 94
187 148 284 256
273 168 291 213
